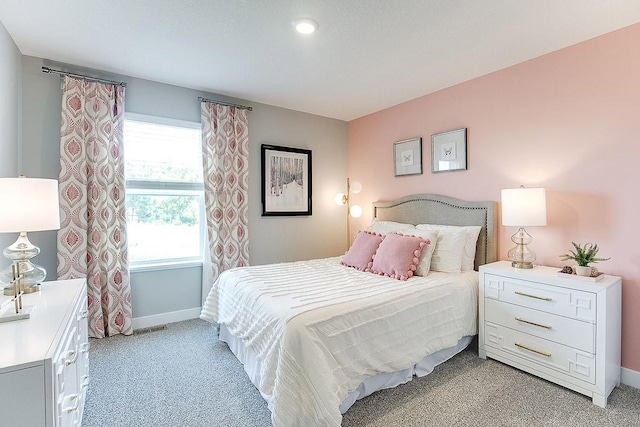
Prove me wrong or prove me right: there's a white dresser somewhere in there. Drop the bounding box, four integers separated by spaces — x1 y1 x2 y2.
479 261 621 407
0 279 89 426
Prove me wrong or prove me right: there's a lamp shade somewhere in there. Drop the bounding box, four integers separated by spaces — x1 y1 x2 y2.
349 205 363 218
501 187 547 227
0 178 61 233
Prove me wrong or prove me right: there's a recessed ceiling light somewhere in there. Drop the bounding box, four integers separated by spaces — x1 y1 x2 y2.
293 18 318 35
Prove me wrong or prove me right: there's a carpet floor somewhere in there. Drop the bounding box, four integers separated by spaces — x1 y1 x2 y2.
82 319 640 427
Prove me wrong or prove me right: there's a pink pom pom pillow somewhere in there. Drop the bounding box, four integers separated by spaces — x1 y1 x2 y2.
342 230 384 271
371 232 428 281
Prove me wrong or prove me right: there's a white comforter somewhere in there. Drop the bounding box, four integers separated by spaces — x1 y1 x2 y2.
200 257 478 427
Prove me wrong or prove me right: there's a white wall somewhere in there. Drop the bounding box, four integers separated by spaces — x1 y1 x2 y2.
0 21 21 267
21 56 348 321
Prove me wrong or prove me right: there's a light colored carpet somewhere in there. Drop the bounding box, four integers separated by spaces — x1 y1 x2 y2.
83 319 640 427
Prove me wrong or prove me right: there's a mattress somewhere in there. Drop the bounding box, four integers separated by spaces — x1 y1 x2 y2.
200 256 478 427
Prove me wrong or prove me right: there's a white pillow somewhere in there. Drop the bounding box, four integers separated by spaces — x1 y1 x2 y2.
423 229 466 273
416 224 481 271
405 229 438 276
366 219 416 235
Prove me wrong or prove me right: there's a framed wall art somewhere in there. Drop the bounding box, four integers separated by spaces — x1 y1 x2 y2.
393 137 422 176
261 144 312 216
431 128 467 173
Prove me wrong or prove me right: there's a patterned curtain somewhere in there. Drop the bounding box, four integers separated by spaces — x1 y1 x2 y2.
57 76 132 338
200 102 249 301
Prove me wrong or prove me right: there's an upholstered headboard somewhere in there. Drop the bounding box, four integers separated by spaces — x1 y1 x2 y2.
373 194 497 270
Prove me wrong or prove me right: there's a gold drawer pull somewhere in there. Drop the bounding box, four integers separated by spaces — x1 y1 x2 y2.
515 317 552 330
514 291 552 302
515 342 551 357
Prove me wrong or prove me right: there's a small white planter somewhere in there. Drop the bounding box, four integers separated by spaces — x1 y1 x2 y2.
575 266 592 276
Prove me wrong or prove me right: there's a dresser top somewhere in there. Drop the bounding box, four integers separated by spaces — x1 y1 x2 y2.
0 278 86 370
480 260 621 292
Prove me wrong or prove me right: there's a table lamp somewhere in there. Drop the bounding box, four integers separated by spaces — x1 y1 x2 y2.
0 176 60 295
501 186 547 269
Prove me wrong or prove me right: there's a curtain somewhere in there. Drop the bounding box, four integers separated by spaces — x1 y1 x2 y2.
57 76 132 338
200 102 249 302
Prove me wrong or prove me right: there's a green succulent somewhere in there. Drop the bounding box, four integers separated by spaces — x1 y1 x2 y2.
559 242 610 267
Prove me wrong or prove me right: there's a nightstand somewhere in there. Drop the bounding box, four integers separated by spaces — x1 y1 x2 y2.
0 279 89 426
478 261 621 407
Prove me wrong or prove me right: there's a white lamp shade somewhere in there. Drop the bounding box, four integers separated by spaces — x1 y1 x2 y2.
0 178 61 233
501 187 547 227
349 180 362 194
349 205 363 218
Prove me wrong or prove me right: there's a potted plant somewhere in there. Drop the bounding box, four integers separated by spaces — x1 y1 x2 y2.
559 242 610 276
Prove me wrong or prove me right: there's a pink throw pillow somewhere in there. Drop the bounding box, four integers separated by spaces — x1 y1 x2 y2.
371 233 428 281
342 231 384 271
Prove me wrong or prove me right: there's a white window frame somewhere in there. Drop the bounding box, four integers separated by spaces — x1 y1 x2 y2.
124 113 205 272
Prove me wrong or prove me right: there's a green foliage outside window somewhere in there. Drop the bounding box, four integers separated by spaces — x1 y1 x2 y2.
125 160 202 183
127 195 199 226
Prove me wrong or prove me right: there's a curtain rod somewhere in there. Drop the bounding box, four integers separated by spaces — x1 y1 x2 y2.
42 66 127 87
198 96 252 111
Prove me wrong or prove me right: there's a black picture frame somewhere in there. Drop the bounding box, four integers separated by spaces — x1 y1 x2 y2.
261 144 312 216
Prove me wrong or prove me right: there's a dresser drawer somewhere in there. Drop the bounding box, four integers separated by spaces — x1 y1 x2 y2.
485 299 594 353
484 322 596 384
484 274 596 322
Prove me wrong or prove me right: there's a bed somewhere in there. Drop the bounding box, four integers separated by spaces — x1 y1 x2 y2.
200 193 497 426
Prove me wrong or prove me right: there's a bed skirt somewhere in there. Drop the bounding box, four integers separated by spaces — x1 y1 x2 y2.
218 324 474 415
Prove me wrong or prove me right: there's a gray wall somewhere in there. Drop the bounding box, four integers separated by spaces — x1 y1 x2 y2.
0 21 21 268
20 56 348 319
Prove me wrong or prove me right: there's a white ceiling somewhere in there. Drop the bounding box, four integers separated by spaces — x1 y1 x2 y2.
1 1 640 121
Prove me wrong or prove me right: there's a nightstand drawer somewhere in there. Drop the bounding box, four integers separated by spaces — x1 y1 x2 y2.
484 323 596 384
485 299 594 353
484 274 596 322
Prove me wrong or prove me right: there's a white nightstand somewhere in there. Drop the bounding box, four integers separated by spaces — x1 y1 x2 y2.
0 279 89 426
478 261 621 407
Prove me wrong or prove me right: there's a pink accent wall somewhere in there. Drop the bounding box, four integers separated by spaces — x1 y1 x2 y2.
348 23 640 371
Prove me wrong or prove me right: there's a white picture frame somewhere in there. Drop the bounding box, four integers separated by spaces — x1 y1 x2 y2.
431 128 467 173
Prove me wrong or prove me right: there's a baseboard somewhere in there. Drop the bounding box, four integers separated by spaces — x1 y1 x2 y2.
621 367 640 389
132 307 201 330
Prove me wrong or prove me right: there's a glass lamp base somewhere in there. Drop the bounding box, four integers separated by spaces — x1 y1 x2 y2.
508 227 536 269
1 260 46 295
1 232 47 294
511 260 534 269
3 283 41 295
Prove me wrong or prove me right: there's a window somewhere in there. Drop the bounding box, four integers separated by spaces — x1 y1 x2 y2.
124 114 204 269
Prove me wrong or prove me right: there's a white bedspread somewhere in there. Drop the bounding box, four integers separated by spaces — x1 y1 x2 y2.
200 257 478 427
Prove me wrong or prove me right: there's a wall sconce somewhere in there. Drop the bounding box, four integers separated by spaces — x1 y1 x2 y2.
501 186 547 269
0 177 60 318
335 178 362 249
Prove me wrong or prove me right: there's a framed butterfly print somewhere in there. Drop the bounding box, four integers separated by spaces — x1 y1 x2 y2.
431 128 467 173
393 137 423 176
